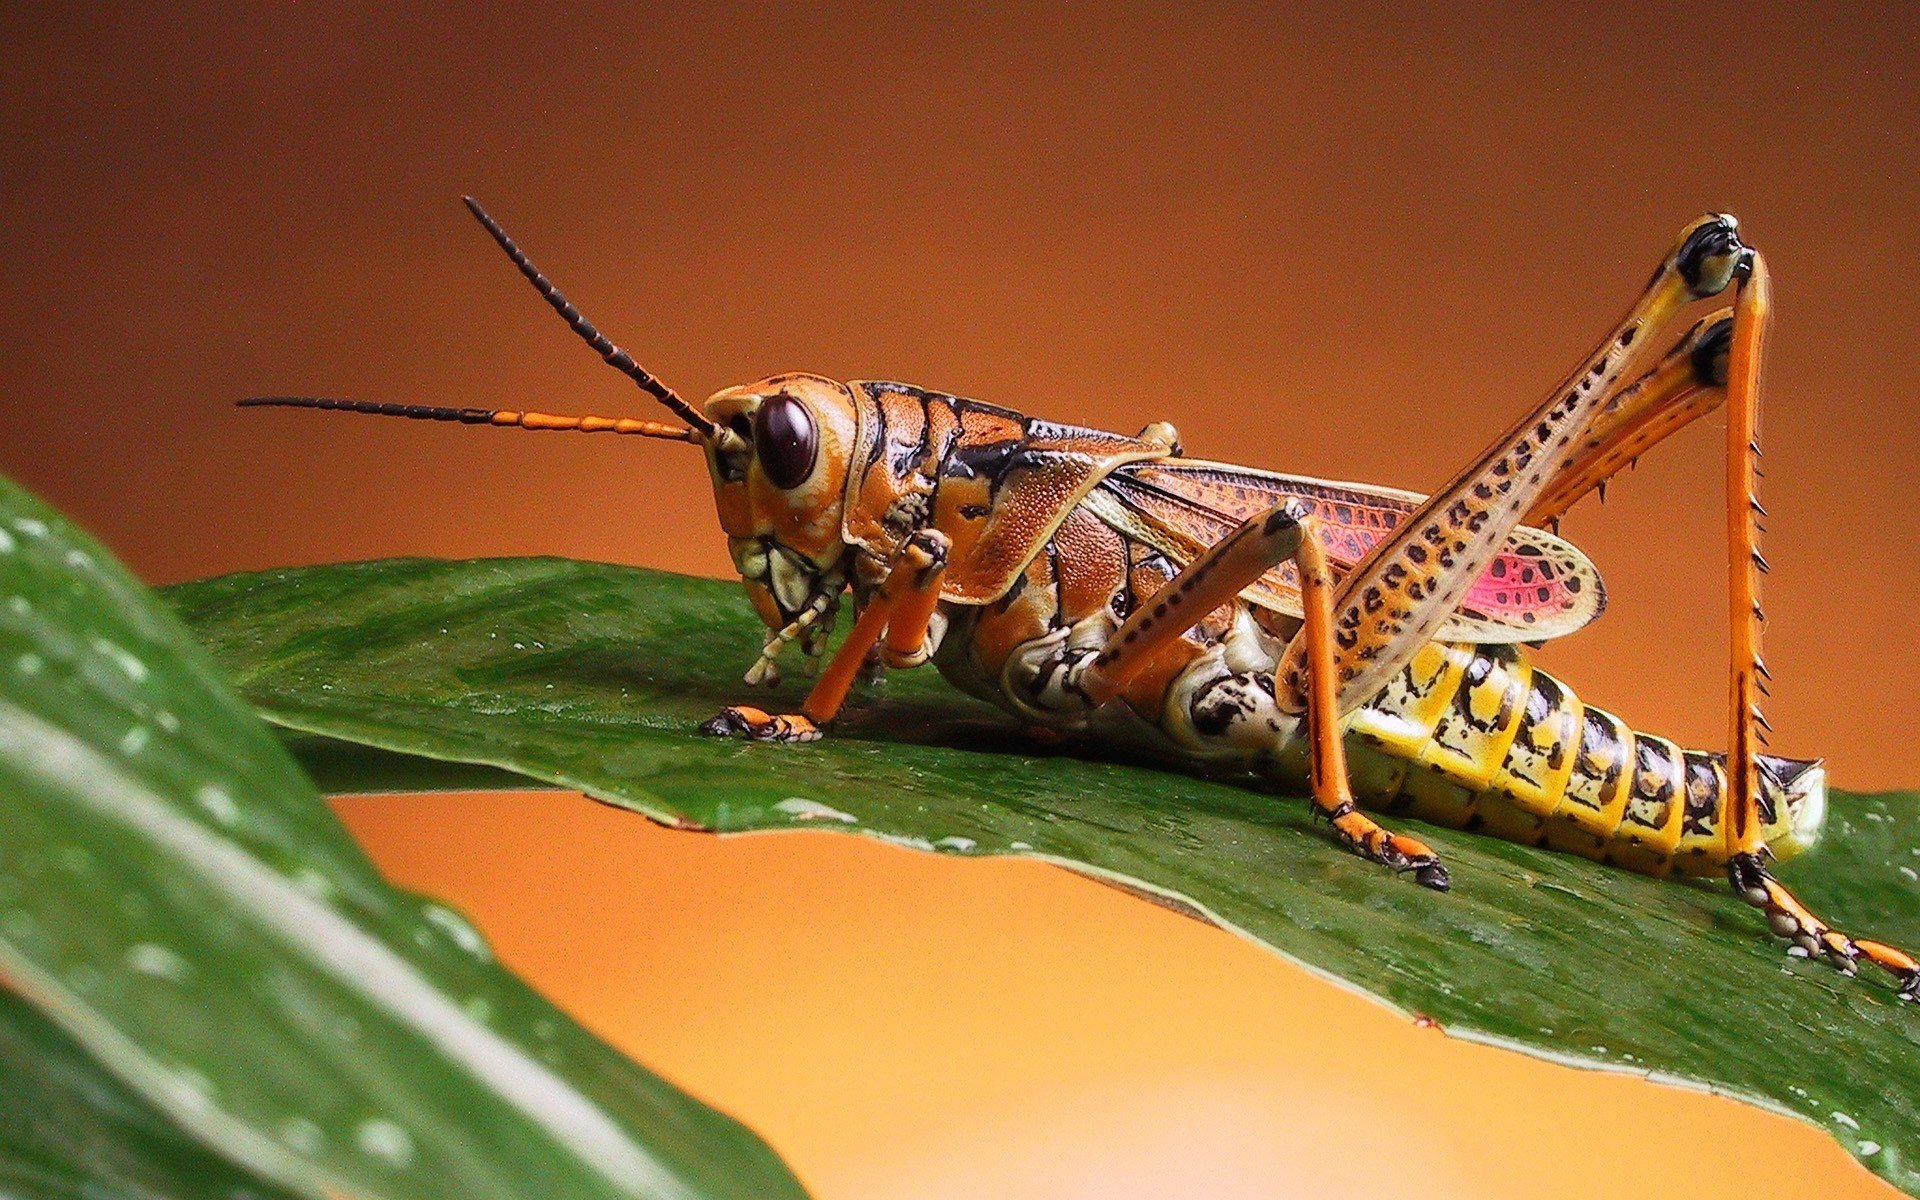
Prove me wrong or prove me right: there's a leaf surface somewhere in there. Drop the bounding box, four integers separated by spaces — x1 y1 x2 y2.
166 557 1920 1196
0 484 809 1200
0 984 307 1200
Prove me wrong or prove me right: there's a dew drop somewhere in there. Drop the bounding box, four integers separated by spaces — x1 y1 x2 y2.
127 943 193 984
163 1066 216 1113
935 836 978 852
291 867 335 900
279 1117 325 1155
64 548 93 570
774 797 857 823
12 517 48 537
421 903 491 962
355 1118 415 1168
91 637 148 682
1860 1140 1881 1156
1834 1112 1860 1130
119 726 151 756
196 784 240 827
0 527 13 553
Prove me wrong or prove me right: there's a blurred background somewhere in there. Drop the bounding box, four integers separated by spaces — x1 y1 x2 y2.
3 4 1916 1196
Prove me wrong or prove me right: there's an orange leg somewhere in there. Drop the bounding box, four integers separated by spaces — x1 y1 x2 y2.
1292 519 1451 888
1080 499 1448 887
1514 257 1918 996
1713 262 1917 996
703 530 950 742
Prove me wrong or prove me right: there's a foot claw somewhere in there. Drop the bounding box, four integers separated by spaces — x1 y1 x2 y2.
1414 862 1451 891
1327 811 1450 889
700 705 822 743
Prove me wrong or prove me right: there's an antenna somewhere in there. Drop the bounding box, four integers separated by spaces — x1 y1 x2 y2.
461 196 718 440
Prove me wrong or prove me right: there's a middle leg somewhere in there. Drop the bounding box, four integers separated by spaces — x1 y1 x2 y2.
1077 498 1450 887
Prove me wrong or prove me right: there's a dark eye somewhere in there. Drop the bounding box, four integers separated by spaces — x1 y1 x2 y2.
753 393 818 489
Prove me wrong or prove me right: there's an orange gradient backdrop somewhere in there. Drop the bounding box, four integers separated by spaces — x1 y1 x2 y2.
3 5 1916 1197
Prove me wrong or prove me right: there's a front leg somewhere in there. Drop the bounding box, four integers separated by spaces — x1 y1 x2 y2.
703 529 951 743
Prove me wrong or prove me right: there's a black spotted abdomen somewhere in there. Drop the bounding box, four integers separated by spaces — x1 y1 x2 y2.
1294 641 1827 876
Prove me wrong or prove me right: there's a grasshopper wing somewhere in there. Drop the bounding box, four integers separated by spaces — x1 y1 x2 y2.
1088 459 1605 644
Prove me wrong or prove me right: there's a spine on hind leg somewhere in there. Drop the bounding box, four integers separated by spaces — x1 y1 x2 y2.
1337 643 1825 876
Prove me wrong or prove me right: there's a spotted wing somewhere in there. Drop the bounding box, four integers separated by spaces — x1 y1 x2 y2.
1087 459 1606 644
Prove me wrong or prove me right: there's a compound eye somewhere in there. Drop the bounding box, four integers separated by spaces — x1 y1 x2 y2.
753 393 818 489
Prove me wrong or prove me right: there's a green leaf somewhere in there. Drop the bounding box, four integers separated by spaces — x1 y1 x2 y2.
0 984 305 1200
167 556 1920 1195
0 483 810 1200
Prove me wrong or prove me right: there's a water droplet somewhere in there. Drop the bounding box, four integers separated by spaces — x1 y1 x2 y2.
1901 867 1918 883
119 726 151 756
935 836 978 853
7 596 28 615
162 1066 216 1113
355 1118 415 1168
196 784 240 827
13 652 41 676
279 1117 325 1155
512 641 526 650
91 637 148 682
1860 1140 1881 1156
292 867 335 900
1009 841 1033 851
774 797 857 823
421 903 491 962
64 548 93 570
1834 1112 1860 1130
12 517 48 537
154 709 179 733
127 943 193 984
0 527 13 553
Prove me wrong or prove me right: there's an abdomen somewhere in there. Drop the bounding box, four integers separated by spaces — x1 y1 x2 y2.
1272 640 1825 876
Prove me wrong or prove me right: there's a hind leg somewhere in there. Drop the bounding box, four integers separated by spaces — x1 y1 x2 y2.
1512 250 1920 996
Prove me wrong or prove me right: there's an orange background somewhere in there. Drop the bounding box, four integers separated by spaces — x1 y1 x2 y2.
3 5 1916 1197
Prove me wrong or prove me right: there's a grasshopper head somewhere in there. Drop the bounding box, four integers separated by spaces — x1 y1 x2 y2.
699 374 862 674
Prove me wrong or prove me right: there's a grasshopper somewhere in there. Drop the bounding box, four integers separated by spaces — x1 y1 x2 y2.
242 198 1919 999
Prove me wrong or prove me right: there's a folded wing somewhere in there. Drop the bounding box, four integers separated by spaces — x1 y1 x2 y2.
1087 459 1606 644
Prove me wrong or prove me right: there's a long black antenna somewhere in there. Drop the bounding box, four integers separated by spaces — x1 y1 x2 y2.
461 196 718 440
236 396 700 441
